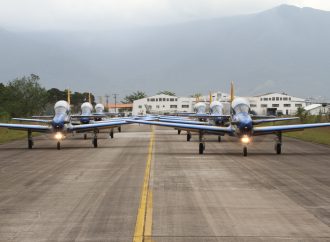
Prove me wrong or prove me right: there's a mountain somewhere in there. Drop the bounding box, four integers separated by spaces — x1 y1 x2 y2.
0 4 329 99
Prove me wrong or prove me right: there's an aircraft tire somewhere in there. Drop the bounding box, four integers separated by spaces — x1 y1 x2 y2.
218 136 221 142
28 140 33 149
110 132 114 139
57 141 61 150
118 127 121 132
199 143 204 154
187 133 191 141
276 143 281 154
178 130 181 135
93 138 98 148
243 147 247 156
84 134 87 140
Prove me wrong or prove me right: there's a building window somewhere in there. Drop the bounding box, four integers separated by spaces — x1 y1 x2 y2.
182 105 189 108
167 98 169 101
276 97 279 101
138 105 142 108
147 99 149 102
264 98 268 101
260 98 262 101
163 98 166 101
272 104 279 107
280 97 282 101
163 105 165 108
156 105 160 108
150 98 155 102
283 97 288 101
250 104 257 107
170 98 174 101
261 104 267 108
170 105 177 108
156 98 158 101
284 104 291 107
175 98 178 101
295 104 302 107
272 97 275 101
289 97 291 100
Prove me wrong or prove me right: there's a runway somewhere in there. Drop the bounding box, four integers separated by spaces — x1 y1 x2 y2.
0 125 329 241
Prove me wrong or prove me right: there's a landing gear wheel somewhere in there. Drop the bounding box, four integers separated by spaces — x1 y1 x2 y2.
199 143 204 154
118 127 121 133
178 130 181 135
243 146 247 157
84 134 87 140
110 131 114 139
28 140 33 149
187 133 191 141
93 138 98 148
276 143 282 154
57 141 61 150
218 136 221 142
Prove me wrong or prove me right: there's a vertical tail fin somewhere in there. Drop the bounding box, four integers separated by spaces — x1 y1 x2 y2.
230 81 234 103
67 89 71 105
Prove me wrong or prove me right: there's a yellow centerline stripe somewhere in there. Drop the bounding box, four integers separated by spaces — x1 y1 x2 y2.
133 126 154 242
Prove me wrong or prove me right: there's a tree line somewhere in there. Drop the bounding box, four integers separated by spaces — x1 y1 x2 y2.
0 74 95 120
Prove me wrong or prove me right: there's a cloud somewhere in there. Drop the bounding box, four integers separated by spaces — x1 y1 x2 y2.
0 0 329 31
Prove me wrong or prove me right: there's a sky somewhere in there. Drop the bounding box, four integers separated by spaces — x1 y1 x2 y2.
0 0 330 31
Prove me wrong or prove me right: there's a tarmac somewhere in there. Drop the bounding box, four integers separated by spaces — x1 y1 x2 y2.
0 124 329 241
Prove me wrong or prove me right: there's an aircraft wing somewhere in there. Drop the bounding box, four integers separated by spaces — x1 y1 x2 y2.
188 114 231 118
32 115 53 119
12 118 53 124
71 114 107 118
253 123 330 135
0 123 51 132
69 121 128 132
158 118 208 125
253 117 299 125
126 120 234 135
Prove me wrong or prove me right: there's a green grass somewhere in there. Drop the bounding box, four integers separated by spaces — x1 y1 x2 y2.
0 129 30 144
284 127 330 146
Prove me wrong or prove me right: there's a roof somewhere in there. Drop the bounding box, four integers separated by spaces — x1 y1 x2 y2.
304 104 322 111
107 103 133 109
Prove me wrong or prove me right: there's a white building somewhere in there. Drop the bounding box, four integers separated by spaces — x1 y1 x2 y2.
132 94 195 115
247 92 306 116
304 104 330 115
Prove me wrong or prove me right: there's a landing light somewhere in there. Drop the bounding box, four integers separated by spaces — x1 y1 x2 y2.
241 135 250 144
55 132 63 140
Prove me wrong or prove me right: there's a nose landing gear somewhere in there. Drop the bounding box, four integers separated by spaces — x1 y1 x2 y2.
27 130 33 149
198 131 205 154
93 130 98 148
187 132 191 141
275 132 282 154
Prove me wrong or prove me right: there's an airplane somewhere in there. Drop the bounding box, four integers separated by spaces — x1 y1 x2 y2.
0 100 129 150
127 84 329 156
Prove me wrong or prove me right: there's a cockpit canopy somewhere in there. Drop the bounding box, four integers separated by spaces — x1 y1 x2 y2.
210 101 223 114
95 103 105 113
54 100 70 115
81 102 93 114
194 102 206 114
231 98 250 114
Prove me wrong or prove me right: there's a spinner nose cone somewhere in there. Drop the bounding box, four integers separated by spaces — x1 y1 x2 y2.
80 117 90 124
52 114 65 129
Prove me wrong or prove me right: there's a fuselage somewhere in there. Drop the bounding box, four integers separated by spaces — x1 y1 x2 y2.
80 102 94 124
51 100 71 132
231 97 253 137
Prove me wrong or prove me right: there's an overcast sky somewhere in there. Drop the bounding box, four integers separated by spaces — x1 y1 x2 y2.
0 0 329 31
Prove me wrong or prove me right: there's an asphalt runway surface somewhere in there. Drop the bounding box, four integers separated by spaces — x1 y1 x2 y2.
0 124 329 241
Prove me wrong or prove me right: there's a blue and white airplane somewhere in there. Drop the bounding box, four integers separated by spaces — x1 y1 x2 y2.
0 100 128 149
128 97 330 156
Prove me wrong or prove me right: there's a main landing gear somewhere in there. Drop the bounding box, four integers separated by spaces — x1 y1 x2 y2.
275 132 282 154
93 130 98 148
84 134 87 140
118 126 121 133
27 130 33 149
187 132 191 141
57 141 61 150
198 131 205 154
178 130 181 135
110 129 114 139
243 146 247 156
218 136 222 142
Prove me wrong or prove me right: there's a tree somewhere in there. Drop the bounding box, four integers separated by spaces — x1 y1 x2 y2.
122 91 147 104
295 107 308 123
157 90 176 96
47 88 66 104
190 93 203 101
